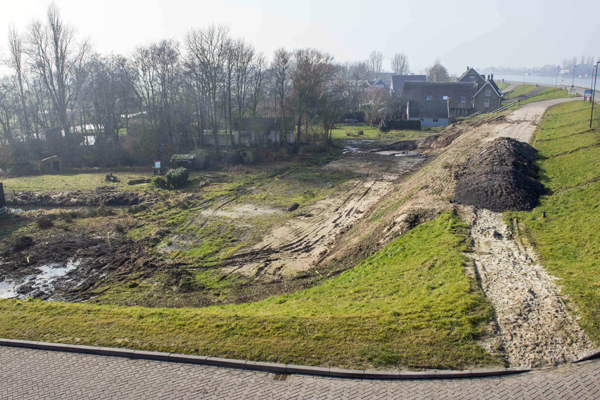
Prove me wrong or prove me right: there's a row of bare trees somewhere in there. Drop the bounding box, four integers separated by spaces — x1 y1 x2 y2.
0 4 416 169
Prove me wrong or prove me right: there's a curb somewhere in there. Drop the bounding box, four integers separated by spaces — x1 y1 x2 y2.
0 338 531 380
574 349 600 363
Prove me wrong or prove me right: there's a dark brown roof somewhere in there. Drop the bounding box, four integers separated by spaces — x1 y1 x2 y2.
403 81 476 109
407 100 449 119
390 75 427 94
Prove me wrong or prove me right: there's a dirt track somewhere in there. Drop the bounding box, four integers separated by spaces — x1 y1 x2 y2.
222 152 427 280
463 207 594 367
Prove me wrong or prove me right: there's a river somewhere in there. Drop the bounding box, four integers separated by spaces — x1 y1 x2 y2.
494 74 597 89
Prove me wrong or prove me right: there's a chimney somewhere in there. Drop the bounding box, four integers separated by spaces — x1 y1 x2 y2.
467 66 469 71
491 74 494 81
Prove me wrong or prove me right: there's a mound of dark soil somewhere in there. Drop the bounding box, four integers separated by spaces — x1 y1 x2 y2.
452 137 545 212
7 189 158 208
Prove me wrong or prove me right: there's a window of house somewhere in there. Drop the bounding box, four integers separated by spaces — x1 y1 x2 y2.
442 96 448 100
460 96 466 102
470 76 475 82
484 99 490 108
485 90 491 97
462 109 467 115
426 95 432 100
433 119 439 122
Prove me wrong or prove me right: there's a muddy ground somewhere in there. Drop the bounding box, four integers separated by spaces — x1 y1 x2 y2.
1 98 592 367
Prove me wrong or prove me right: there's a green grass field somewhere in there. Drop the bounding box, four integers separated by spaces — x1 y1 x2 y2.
0 212 500 370
507 101 600 344
495 81 510 90
331 125 440 142
504 84 538 99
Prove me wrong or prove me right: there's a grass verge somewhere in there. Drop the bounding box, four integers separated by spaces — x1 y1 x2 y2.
0 212 500 370
507 101 600 344
504 84 537 99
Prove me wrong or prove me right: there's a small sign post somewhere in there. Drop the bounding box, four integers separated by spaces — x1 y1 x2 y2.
153 161 163 175
584 89 593 102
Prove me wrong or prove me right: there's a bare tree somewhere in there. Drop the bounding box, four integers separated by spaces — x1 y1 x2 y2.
368 51 383 78
390 53 410 75
232 39 254 145
8 26 33 138
271 48 292 134
25 3 89 143
0 78 16 144
338 61 369 111
290 49 334 145
426 59 450 82
362 87 387 126
184 25 230 151
248 53 267 134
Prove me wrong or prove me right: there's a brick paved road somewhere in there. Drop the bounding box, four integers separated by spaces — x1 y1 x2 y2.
1 347 599 399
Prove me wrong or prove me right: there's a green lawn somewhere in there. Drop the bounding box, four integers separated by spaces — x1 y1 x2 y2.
0 212 500 370
507 101 600 344
494 81 509 90
331 125 438 142
2 172 154 193
504 84 537 99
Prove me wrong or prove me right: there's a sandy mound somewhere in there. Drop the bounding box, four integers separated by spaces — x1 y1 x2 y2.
452 137 545 212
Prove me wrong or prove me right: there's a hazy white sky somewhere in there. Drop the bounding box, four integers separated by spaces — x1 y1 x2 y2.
1 0 599 74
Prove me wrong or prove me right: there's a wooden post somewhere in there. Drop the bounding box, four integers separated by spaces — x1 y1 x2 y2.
0 182 5 208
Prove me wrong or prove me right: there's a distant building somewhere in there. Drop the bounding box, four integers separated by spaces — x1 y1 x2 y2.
389 74 427 96
403 67 502 117
406 99 450 127
403 82 477 117
39 155 65 174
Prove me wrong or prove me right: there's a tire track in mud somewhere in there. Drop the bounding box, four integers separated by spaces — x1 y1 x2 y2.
220 157 402 279
464 207 594 368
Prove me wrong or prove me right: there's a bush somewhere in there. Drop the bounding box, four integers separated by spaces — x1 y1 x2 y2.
224 152 243 166
152 176 169 190
166 168 189 189
37 217 54 229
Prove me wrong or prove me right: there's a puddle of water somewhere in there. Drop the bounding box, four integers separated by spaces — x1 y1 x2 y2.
0 259 81 300
0 281 18 299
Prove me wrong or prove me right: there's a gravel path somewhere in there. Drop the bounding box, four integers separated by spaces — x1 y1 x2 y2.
464 208 594 367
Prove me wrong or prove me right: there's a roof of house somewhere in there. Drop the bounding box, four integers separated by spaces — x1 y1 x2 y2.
39 155 63 163
489 79 501 94
403 81 477 109
457 67 481 82
390 75 427 94
474 81 502 100
171 154 197 162
408 100 449 119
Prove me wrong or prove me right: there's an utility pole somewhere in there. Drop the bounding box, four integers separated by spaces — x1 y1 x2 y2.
590 62 599 129
555 66 560 88
590 65 597 103
570 65 578 97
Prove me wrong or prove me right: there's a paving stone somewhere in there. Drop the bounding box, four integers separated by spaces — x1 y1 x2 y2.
1 347 600 399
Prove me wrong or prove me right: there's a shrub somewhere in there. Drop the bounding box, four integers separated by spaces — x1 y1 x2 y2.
115 224 127 234
224 152 243 166
357 130 364 135
166 167 189 189
37 217 54 229
152 176 169 190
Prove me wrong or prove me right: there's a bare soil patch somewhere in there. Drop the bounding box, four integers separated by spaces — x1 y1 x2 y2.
7 188 158 208
462 207 594 367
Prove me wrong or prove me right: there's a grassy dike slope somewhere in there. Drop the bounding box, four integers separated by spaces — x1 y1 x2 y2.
508 101 600 344
0 213 500 370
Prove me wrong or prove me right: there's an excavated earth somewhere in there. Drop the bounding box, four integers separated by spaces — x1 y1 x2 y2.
6 188 158 208
0 233 168 301
452 137 546 212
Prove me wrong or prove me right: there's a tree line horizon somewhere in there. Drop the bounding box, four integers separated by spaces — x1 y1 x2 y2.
0 3 451 171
